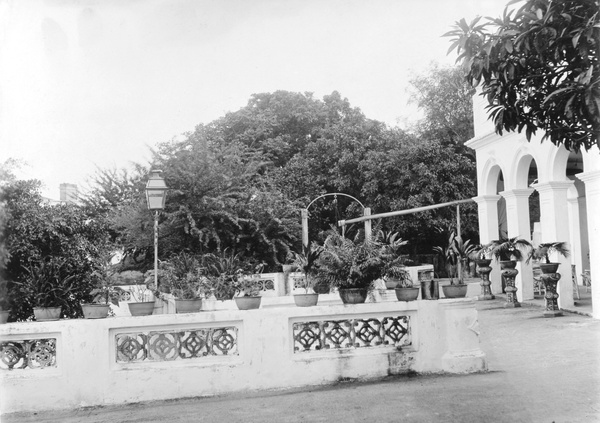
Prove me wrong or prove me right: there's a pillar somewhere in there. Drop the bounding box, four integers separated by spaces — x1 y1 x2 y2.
567 196 584 284
301 209 308 252
576 171 600 319
533 181 575 309
500 189 535 301
472 195 501 294
439 299 487 373
364 207 372 241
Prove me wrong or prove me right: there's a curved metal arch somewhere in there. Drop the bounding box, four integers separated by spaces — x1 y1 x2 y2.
305 193 365 211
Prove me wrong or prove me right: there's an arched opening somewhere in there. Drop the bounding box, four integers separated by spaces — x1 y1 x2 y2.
497 171 506 239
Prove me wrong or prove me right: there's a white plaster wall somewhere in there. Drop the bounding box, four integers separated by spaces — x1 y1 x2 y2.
0 299 486 414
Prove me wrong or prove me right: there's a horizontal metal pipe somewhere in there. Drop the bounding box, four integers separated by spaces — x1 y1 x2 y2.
338 198 474 226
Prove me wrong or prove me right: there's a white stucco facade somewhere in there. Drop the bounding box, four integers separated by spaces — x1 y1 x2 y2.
467 94 600 318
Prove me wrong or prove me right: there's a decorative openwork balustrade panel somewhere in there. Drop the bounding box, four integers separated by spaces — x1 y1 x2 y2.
293 316 410 353
115 327 238 363
0 338 57 370
257 277 275 292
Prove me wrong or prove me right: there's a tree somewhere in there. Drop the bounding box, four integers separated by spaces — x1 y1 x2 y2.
407 63 476 146
1 179 112 320
445 0 600 151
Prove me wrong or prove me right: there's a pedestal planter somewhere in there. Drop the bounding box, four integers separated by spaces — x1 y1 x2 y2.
500 260 520 308
81 304 110 319
539 264 563 318
128 302 155 316
0 310 9 324
441 284 468 298
293 293 319 307
175 299 202 313
475 259 495 300
338 288 368 304
33 307 61 321
395 287 419 301
234 296 262 310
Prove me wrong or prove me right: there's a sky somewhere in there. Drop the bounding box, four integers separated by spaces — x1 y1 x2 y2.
0 0 507 199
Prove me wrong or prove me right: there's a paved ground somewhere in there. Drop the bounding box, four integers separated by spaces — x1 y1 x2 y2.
4 299 599 423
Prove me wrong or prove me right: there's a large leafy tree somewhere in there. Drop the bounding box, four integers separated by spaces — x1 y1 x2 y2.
445 0 600 151
407 63 476 146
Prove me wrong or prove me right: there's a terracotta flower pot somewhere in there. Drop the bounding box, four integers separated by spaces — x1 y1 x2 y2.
175 298 203 313
293 293 319 307
81 304 110 319
338 288 368 304
442 284 468 298
33 307 61 321
234 296 261 310
395 287 419 301
128 302 155 316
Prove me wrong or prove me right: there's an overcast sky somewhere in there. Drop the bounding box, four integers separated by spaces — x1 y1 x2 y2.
0 0 506 199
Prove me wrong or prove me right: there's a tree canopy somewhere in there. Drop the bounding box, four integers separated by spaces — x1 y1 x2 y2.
445 0 600 151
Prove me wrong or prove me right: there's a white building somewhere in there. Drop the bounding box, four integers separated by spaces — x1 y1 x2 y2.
466 94 599 319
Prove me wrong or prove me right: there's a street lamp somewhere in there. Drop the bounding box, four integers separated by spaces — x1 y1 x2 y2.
145 170 168 290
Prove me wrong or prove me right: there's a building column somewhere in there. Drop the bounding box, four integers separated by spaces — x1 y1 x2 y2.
532 181 575 309
576 171 600 319
472 195 501 293
567 196 584 285
500 189 535 301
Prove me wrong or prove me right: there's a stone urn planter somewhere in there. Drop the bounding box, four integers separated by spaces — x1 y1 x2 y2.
395 287 419 301
33 306 61 321
128 302 155 316
441 284 468 298
500 260 520 308
234 296 262 310
338 288 368 304
475 259 495 300
175 299 203 314
538 263 562 318
81 304 110 319
293 293 319 307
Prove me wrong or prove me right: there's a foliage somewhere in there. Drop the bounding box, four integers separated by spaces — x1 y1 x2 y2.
487 236 533 261
445 0 600 151
376 230 411 286
17 257 77 309
528 241 570 264
469 244 493 261
88 255 122 305
1 179 112 321
316 231 384 290
407 63 476 146
158 251 210 300
234 275 263 297
289 243 324 293
434 232 475 284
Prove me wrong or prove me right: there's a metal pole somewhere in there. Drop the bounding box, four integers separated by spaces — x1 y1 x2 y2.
457 204 462 283
301 209 309 253
338 198 474 226
154 210 159 290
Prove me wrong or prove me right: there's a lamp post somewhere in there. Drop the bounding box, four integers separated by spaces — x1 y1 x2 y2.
145 170 168 291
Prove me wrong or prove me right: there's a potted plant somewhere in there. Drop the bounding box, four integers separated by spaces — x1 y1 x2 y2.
527 242 570 317
528 242 570 274
127 283 156 316
233 274 262 310
290 243 323 307
390 268 419 302
469 244 495 300
378 230 409 290
434 232 468 298
487 236 533 307
317 231 383 304
204 249 245 301
81 256 121 319
18 257 77 321
170 272 208 313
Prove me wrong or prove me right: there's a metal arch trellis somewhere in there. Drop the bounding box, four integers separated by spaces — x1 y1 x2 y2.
301 193 369 251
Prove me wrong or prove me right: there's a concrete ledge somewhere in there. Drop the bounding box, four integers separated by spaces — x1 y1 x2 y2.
0 299 487 413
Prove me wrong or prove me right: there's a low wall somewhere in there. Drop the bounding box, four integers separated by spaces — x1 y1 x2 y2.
0 298 487 414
